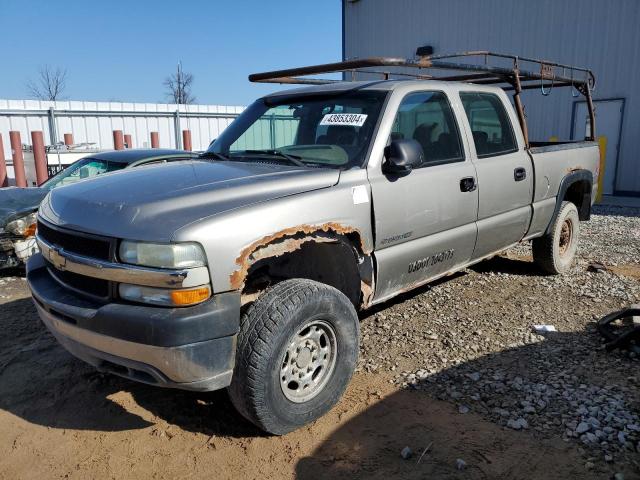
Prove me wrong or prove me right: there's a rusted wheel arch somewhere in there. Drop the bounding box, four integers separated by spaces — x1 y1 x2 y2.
231 224 373 308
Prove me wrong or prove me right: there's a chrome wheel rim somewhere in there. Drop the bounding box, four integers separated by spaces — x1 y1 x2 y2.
279 319 337 403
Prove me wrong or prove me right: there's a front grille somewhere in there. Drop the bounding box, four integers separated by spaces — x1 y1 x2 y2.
38 220 114 300
48 265 110 299
37 220 112 260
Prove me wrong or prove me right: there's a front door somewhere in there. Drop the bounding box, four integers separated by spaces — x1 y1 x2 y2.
459 91 533 259
369 90 478 303
572 99 623 195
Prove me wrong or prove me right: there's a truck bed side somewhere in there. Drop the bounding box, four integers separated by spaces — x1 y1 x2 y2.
525 140 599 238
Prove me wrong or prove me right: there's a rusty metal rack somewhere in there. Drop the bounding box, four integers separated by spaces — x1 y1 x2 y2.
249 51 596 145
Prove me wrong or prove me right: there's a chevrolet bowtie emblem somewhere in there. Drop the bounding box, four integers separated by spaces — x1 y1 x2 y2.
49 247 67 271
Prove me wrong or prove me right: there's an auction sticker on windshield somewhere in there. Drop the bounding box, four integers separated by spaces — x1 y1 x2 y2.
320 113 368 127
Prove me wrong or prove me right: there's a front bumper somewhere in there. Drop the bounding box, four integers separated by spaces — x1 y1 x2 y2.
27 253 241 391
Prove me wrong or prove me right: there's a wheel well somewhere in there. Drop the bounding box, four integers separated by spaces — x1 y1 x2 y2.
241 238 365 307
563 179 592 220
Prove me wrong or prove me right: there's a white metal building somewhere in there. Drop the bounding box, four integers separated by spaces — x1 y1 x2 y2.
342 0 640 196
0 99 243 185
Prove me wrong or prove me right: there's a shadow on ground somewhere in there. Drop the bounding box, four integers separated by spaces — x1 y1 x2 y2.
592 205 640 218
469 255 541 277
0 296 261 437
0 267 24 278
295 327 639 479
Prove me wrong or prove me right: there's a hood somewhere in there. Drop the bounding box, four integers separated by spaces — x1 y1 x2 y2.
39 160 340 242
0 187 48 227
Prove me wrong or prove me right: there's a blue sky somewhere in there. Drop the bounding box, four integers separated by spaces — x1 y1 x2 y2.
0 0 342 105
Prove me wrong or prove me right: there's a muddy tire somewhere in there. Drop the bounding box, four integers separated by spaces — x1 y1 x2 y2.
228 279 359 435
532 201 580 274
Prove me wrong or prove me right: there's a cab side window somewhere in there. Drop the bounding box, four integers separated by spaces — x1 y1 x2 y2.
459 92 518 157
390 91 464 167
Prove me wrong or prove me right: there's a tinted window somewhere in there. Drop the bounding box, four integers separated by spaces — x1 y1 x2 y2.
42 158 125 191
460 92 518 157
391 91 464 167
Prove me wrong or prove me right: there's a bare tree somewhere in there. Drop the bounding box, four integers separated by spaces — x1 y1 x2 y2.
26 65 67 101
164 63 196 104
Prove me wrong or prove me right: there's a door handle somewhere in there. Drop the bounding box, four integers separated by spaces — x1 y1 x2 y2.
460 176 477 192
514 167 527 181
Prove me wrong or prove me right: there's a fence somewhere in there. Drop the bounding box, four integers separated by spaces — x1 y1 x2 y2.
0 98 244 168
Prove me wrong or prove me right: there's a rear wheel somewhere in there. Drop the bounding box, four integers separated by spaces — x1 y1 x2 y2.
228 279 359 435
532 201 580 274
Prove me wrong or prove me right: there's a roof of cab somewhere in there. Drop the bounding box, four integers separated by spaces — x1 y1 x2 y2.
261 79 500 102
83 149 198 164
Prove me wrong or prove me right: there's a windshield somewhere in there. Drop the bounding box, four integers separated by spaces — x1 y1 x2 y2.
208 91 387 169
42 157 126 191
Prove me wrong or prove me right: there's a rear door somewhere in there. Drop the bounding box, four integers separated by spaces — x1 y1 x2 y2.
458 91 533 259
368 90 478 303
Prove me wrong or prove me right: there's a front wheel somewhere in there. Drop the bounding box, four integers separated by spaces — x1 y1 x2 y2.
228 279 360 435
532 201 580 274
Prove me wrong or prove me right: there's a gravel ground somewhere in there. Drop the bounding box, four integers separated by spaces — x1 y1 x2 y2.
357 205 640 474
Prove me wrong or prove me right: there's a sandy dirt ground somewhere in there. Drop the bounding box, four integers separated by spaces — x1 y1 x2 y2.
0 208 639 479
0 291 605 480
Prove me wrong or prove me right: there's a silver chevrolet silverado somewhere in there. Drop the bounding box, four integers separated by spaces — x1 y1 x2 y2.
27 53 599 434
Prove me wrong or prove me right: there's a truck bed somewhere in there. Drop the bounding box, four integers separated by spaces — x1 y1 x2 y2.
529 140 598 153
525 140 600 238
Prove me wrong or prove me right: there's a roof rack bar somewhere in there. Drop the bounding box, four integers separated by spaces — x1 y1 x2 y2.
251 77 341 85
249 51 596 143
426 50 593 73
249 57 409 82
503 81 574 91
436 72 500 82
249 52 595 88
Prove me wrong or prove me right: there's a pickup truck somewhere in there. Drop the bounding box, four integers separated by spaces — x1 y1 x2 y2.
27 53 599 435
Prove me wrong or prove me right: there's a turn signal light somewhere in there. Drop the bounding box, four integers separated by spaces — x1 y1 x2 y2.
24 223 37 238
170 287 211 306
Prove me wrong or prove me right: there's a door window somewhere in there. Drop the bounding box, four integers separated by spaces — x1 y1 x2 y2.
460 92 518 157
391 91 464 167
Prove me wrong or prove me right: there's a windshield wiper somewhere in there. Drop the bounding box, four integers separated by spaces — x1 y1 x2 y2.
240 149 306 167
199 151 230 161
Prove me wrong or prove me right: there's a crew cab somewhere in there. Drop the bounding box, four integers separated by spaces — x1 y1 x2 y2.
27 52 599 435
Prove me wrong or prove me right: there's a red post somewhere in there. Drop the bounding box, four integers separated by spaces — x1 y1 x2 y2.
31 131 48 185
182 130 192 151
124 134 133 149
63 133 74 145
150 131 159 148
9 131 27 187
113 130 124 150
0 134 7 188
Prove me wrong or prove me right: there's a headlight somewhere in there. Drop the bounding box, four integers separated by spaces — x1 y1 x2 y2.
119 241 207 269
119 283 211 307
6 212 37 237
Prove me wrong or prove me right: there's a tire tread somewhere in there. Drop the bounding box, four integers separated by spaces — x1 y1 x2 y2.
228 279 357 434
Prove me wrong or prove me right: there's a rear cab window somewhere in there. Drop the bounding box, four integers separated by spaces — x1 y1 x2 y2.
459 92 518 158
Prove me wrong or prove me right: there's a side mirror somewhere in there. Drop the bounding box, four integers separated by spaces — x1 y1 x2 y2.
383 139 424 175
